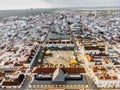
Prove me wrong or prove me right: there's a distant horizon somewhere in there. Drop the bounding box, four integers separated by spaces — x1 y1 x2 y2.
0 6 120 11
0 0 120 10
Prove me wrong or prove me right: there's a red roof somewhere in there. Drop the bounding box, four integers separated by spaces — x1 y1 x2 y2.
8 61 14 64
14 62 23 66
18 66 27 73
32 67 85 74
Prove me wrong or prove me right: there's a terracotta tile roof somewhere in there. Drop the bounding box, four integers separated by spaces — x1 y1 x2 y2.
32 67 56 74
98 76 104 80
2 79 20 86
112 75 118 80
94 53 109 56
62 67 85 74
101 67 107 71
8 61 14 64
18 66 27 73
92 65 107 71
14 62 23 66
103 58 112 64
2 74 25 86
32 67 85 74
11 71 19 77
4 70 16 74
85 46 99 50
104 76 112 80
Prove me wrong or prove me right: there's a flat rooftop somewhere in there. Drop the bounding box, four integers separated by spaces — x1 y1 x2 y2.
48 34 70 40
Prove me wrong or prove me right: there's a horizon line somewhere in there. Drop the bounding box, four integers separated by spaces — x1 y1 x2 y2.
0 6 120 11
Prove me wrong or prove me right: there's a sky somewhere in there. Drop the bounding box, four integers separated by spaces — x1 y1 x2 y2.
0 0 120 10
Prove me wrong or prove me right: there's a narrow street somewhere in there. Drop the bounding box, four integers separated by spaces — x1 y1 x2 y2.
76 41 98 90
21 76 32 90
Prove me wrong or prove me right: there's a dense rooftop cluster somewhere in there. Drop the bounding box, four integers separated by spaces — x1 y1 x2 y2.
0 9 120 90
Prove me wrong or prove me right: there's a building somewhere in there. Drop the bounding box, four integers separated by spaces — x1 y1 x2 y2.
89 65 120 88
46 34 74 49
29 66 88 89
